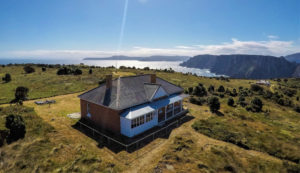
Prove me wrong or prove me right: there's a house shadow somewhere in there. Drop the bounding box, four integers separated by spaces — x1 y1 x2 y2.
72 114 194 153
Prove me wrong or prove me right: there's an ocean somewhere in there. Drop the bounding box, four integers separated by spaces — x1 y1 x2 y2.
0 58 217 77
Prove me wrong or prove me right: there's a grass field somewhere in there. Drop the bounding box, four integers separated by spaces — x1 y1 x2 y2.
0 65 300 172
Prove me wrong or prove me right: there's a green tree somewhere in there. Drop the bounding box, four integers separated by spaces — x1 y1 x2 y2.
89 69 93 74
2 73 11 83
15 86 29 101
208 96 220 113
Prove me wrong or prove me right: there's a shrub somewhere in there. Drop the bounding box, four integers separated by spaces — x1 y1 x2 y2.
15 86 29 101
188 87 193 94
189 97 206 105
143 67 150 70
208 85 214 93
263 90 273 99
238 96 247 107
230 88 238 97
225 88 231 95
227 97 234 106
239 90 248 97
217 85 225 92
277 98 285 106
89 69 93 74
57 67 71 75
193 83 207 97
251 97 263 112
297 97 299 101
23 66 35 74
208 97 220 113
250 84 263 92
5 114 26 143
2 73 11 83
294 105 300 113
42 67 46 72
238 96 245 103
73 69 82 75
282 88 297 97
219 94 224 98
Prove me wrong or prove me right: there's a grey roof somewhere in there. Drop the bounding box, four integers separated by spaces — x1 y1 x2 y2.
78 74 183 110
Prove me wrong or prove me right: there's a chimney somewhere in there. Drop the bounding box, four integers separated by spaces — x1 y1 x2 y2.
106 75 112 89
150 74 156 83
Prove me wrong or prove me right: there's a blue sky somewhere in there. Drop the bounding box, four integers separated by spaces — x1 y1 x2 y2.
0 0 299 58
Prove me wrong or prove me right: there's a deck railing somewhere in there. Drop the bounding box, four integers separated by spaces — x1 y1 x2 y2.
77 109 189 152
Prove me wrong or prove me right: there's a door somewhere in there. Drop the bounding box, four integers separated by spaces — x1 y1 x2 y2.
158 107 165 123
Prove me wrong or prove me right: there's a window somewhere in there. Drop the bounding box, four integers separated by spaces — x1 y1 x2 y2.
174 101 182 115
167 103 173 112
87 103 91 118
146 112 154 122
87 103 90 112
131 115 145 129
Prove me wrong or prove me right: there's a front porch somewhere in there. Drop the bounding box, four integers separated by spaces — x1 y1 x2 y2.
121 94 188 137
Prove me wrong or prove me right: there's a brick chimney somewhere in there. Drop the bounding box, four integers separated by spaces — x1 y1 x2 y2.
150 74 156 83
106 75 112 89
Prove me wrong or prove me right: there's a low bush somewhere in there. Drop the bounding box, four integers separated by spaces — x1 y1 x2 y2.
227 97 234 106
217 85 225 92
2 73 11 83
208 85 214 93
5 114 26 143
57 67 82 75
282 88 297 97
23 66 35 74
294 105 300 113
250 84 263 92
189 97 206 105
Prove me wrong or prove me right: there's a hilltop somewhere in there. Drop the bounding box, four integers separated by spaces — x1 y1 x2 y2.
286 53 300 63
180 54 300 79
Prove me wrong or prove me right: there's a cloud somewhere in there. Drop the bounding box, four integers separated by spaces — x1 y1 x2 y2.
1 38 300 59
267 35 279 40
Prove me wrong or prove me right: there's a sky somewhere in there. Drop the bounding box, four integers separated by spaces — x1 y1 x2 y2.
0 0 299 59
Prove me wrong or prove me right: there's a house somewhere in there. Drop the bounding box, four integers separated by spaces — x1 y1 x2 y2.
256 80 270 86
78 74 188 138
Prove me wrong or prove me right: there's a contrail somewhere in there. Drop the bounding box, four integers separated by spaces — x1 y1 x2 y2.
117 0 129 53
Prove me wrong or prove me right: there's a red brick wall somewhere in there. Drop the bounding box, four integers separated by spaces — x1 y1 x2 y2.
80 99 121 133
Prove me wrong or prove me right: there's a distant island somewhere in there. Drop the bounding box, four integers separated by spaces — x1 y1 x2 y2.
180 54 300 79
84 55 190 62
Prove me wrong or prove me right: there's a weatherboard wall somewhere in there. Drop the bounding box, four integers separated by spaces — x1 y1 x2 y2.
120 110 158 137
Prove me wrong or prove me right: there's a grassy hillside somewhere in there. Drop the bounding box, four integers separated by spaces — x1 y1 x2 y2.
0 105 121 172
0 64 300 172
